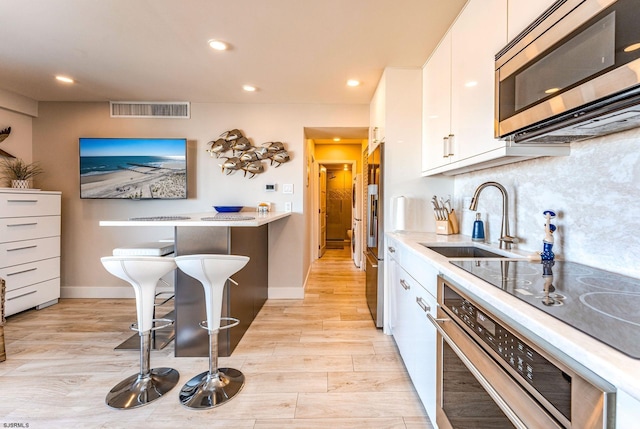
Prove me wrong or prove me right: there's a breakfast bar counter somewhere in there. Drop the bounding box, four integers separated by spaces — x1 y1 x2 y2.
100 211 291 357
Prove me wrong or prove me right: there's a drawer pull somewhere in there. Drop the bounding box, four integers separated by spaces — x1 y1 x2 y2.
399 279 410 290
7 267 37 276
7 199 38 203
7 222 38 227
388 246 395 253
7 245 38 252
416 297 430 313
7 290 37 301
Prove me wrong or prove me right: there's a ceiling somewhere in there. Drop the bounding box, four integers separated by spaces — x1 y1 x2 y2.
0 0 466 105
304 126 369 143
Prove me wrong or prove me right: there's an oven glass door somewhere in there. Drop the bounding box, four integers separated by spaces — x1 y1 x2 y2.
432 311 564 429
441 341 515 429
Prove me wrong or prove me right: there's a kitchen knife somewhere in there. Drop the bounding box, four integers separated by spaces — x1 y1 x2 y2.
431 199 440 220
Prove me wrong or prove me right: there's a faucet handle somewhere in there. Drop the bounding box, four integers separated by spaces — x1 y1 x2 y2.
499 235 519 249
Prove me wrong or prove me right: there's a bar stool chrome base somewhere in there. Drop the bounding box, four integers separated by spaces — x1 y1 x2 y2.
174 255 250 410
107 367 180 409
179 368 245 409
100 257 180 410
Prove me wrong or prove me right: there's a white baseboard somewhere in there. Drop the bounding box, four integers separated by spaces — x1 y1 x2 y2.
267 264 311 299
62 285 306 300
268 286 305 300
61 286 135 299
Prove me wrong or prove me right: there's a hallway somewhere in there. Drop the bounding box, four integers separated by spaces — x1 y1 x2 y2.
1 248 431 428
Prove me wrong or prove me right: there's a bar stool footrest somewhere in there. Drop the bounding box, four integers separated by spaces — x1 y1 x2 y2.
130 318 175 333
198 317 240 332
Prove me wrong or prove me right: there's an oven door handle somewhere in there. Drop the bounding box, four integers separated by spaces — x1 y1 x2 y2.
426 313 529 429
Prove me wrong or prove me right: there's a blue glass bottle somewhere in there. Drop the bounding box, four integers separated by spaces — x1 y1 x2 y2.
472 213 485 241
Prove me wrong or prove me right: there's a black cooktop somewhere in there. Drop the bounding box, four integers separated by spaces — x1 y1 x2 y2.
451 260 640 359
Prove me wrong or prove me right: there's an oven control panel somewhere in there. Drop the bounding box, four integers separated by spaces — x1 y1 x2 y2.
450 298 538 380
442 284 571 408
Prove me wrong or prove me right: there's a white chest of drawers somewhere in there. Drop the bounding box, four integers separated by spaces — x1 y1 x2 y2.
0 189 61 316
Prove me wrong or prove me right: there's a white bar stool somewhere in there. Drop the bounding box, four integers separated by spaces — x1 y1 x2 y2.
100 256 180 409
174 254 249 409
111 242 177 350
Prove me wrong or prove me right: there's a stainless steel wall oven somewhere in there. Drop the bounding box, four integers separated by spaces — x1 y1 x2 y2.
429 276 615 429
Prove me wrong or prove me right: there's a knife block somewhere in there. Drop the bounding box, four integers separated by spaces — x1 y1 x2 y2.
436 214 459 236
436 220 453 235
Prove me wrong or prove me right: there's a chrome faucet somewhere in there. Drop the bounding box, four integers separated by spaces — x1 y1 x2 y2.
469 182 518 249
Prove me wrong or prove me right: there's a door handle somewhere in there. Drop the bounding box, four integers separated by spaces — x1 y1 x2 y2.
7 245 38 252
416 296 430 312
447 134 455 157
7 267 37 276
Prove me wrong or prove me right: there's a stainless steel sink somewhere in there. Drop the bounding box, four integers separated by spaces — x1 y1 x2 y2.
421 245 505 258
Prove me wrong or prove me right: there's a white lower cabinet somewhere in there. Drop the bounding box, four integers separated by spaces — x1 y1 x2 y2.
0 190 61 316
616 390 640 429
388 240 438 423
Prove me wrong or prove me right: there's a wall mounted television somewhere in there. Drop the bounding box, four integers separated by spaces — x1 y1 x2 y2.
79 137 187 199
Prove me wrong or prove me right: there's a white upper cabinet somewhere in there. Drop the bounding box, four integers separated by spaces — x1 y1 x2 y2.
422 33 452 172
508 0 556 42
370 75 386 148
421 0 569 176
450 0 507 162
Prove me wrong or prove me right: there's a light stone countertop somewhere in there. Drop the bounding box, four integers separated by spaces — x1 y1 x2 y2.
386 230 640 402
99 210 291 227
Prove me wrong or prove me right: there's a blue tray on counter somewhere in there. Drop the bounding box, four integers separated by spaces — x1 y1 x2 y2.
213 206 243 213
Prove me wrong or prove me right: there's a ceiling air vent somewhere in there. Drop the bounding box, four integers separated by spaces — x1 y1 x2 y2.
110 101 190 119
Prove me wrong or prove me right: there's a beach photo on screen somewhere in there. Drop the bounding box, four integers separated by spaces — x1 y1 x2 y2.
79 137 187 199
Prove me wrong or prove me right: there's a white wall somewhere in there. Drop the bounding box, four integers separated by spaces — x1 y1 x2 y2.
380 68 454 234
454 128 640 278
32 101 368 297
0 89 37 171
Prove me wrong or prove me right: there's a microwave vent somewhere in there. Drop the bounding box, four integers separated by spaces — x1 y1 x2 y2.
514 107 640 143
110 101 190 119
574 110 640 130
515 133 596 144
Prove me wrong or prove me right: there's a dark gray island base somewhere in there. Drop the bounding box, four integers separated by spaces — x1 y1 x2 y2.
174 225 268 357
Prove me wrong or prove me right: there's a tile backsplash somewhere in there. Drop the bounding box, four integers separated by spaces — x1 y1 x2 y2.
454 127 640 279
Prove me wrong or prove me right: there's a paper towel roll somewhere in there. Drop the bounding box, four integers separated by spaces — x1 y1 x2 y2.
394 196 407 231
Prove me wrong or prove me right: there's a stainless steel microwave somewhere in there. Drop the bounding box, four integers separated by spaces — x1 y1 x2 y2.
495 0 640 143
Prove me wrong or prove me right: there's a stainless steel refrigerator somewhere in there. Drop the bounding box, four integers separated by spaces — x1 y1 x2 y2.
365 143 383 328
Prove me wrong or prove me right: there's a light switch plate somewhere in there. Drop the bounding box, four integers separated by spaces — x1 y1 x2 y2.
282 183 293 194
463 197 472 210
284 202 292 212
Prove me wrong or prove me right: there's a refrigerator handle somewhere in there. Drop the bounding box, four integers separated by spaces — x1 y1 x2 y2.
365 250 378 268
369 193 377 237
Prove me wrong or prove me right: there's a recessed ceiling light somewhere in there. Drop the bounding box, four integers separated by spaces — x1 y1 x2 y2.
242 85 257 92
55 75 74 84
464 81 478 87
333 137 341 142
208 39 228 51
545 87 561 94
624 43 640 52
347 79 360 87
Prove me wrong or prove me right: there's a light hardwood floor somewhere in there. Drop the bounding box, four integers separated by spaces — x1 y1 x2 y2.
1 248 433 428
